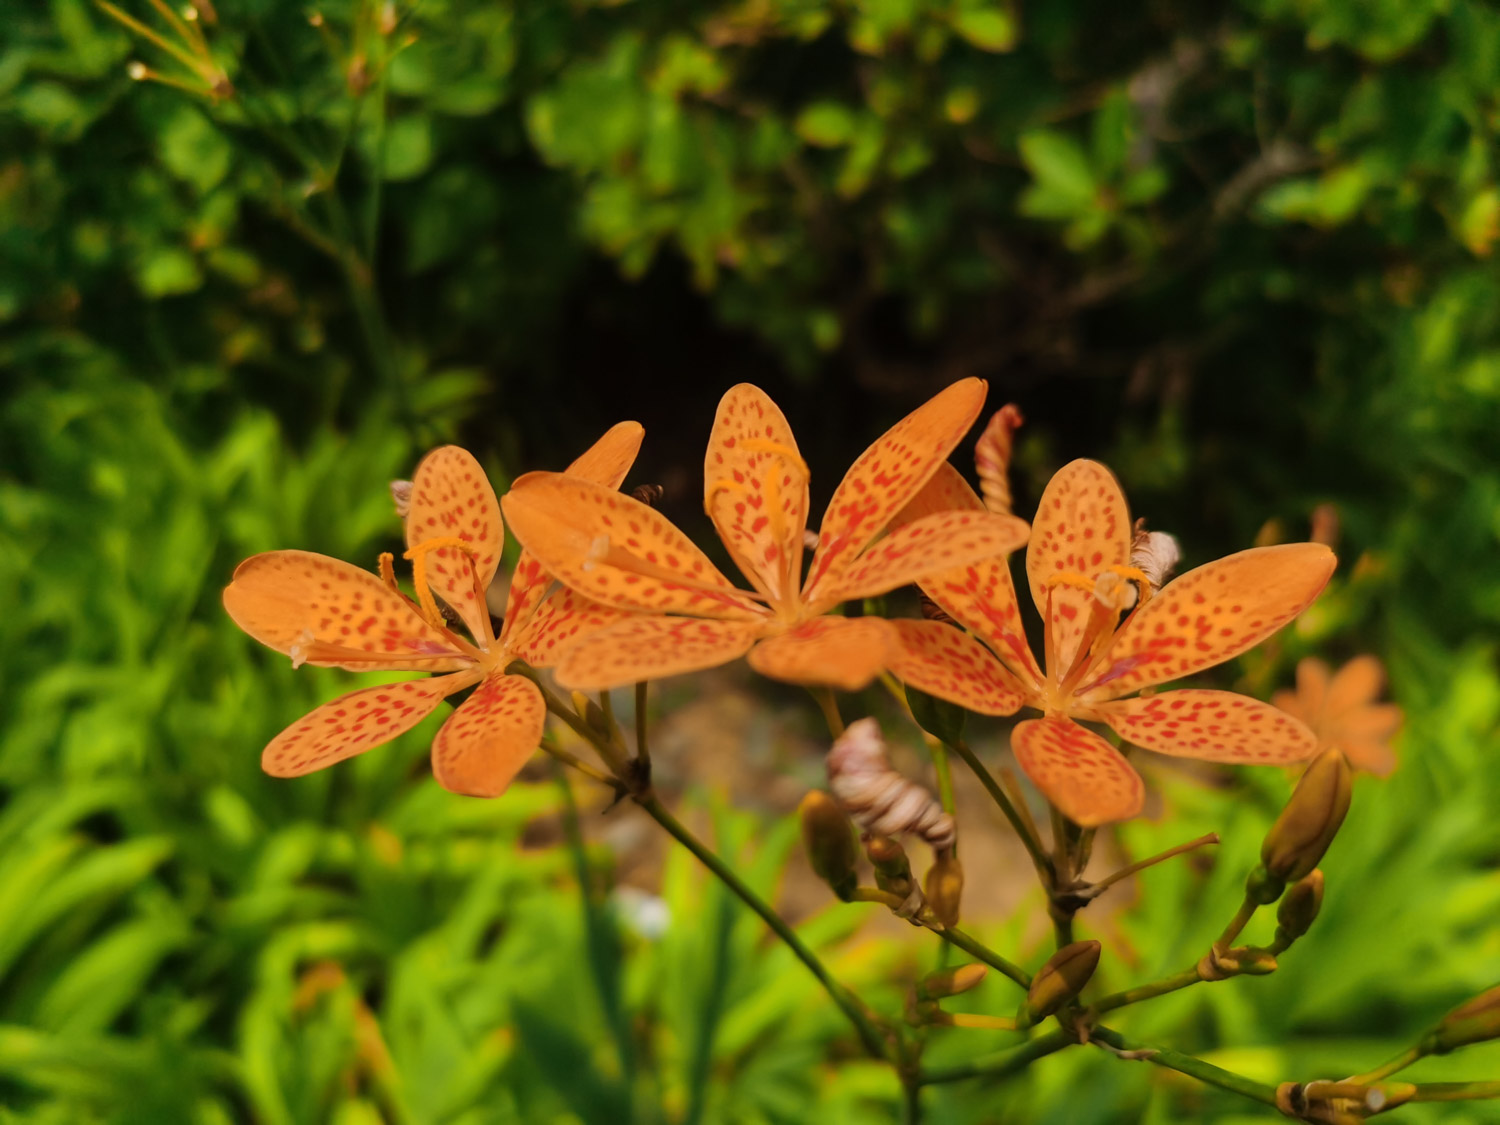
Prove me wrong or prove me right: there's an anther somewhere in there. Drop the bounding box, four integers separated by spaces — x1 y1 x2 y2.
403 536 479 630
740 439 810 479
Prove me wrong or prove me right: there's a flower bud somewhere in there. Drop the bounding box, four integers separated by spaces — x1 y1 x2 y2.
918 963 987 1001
1425 984 1500 1054
865 833 913 891
1274 869 1325 947
799 792 859 901
1018 941 1099 1028
923 853 964 929
1262 749 1352 883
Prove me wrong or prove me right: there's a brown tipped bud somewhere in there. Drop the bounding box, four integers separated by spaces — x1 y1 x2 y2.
918 963 987 1001
1425 984 1500 1054
1018 941 1099 1028
799 792 859 901
1262 750 1352 883
865 834 914 897
1274 870 1324 946
923 853 964 929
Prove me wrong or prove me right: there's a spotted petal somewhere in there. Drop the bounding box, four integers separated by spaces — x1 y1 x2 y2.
501 421 645 647
893 463 1042 688
405 446 504 640
506 584 632 669
1025 460 1132 678
1077 544 1336 700
1096 691 1317 764
803 377 987 601
224 551 471 671
501 473 765 620
261 674 468 777
431 672 547 797
555 617 761 691
887 619 1027 716
746 616 894 691
1011 717 1144 827
704 384 810 605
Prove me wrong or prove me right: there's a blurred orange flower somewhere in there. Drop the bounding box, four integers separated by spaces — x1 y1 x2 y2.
223 425 642 796
1272 656 1402 777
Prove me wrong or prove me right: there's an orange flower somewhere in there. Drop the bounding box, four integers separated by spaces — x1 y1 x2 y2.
888 459 1336 826
224 424 643 796
1272 656 1402 777
500 379 1030 692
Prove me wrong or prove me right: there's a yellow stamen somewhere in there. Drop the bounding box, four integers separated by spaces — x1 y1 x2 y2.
704 479 747 511
377 551 398 592
403 536 478 630
1106 564 1151 586
740 438 810 479
1044 571 1097 594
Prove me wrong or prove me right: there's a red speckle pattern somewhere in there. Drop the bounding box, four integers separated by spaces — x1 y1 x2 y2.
405 446 503 640
556 616 760 691
815 510 1030 608
1097 690 1318 764
261 674 464 777
1024 460 1132 675
502 473 764 620
1079 544 1337 700
223 550 469 671
803 377 986 597
430 671 547 798
746 616 896 691
1010 717 1145 827
887 619 1026 716
507 584 631 669
704 384 810 605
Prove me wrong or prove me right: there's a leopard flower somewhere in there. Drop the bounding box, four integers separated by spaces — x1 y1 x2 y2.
888 459 1336 826
223 423 643 797
1272 656 1402 777
500 378 1030 692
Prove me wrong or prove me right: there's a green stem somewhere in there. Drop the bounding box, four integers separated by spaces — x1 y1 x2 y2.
1090 1026 1280 1107
1346 1045 1424 1085
636 793 890 1061
810 686 845 737
538 738 622 792
931 740 956 818
1214 897 1259 954
1083 833 1219 900
634 682 651 771
946 739 1052 880
1409 1082 1500 1102
935 928 1031 990
901 1074 923 1124
1091 967 1203 1015
918 1028 1075 1086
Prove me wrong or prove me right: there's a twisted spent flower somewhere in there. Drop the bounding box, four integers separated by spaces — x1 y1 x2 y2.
223 424 644 796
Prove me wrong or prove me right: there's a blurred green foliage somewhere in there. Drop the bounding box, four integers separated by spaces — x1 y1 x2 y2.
3 0 1500 1120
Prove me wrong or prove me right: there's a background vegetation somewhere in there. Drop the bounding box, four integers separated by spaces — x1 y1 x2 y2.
2 0 1498 1120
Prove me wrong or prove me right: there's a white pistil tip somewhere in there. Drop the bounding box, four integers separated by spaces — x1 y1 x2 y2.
127 61 149 80
289 628 315 669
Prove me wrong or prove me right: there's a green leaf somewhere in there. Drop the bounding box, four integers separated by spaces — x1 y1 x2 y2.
795 102 857 147
952 8 1017 52
382 114 434 181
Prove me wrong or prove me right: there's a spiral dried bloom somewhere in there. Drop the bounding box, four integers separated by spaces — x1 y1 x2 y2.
827 718 955 850
974 404 1023 516
1130 521 1181 592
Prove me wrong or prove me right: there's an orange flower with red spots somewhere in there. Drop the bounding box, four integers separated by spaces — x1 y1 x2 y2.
224 424 643 797
1272 656 1402 777
888 459 1336 826
500 379 1030 692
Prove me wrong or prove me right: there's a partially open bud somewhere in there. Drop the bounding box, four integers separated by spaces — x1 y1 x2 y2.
1262 749 1352 884
923 853 964 929
1018 941 1100 1028
1425 984 1500 1054
865 834 914 896
799 792 859 902
1274 869 1325 947
918 963 987 1001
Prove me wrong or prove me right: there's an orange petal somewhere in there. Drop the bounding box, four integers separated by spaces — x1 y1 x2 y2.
704 384 810 605
501 473 764 619
746 616 895 691
804 377 987 600
1096 690 1318 764
1335 703 1404 743
556 617 761 691
813 510 1030 607
505 584 632 669
1339 737 1398 778
1078 544 1337 699
1024 460 1132 677
1010 717 1144 827
431 672 547 797
887 619 1026 716
1326 655 1385 715
405 446 504 640
261 673 468 777
893 462 1043 688
224 550 471 671
1271 657 1332 729
500 422 645 647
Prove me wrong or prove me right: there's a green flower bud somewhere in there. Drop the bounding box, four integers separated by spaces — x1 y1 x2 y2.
1426 984 1500 1054
918 963 987 1001
798 792 858 901
923 853 964 929
1018 941 1100 1028
1262 749 1352 882
1274 869 1325 946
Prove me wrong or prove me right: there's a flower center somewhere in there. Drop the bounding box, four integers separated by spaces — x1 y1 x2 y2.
1041 565 1153 707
